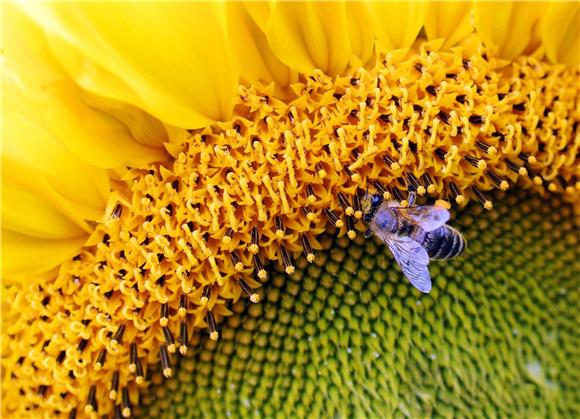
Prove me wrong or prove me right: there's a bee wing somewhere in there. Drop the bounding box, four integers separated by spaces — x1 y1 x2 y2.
386 236 432 293
395 206 450 232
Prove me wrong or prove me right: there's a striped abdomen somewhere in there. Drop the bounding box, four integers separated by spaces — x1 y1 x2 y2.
420 225 466 260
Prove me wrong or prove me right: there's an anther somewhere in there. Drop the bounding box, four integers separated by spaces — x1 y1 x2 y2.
476 140 496 155
487 170 509 191
391 187 405 203
437 111 451 125
346 216 356 240
249 226 259 254
178 295 187 317
352 193 363 219
406 173 419 193
110 371 119 400
324 208 343 228
464 155 486 169
519 152 537 165
472 186 493 210
435 148 447 161
372 180 391 200
95 349 107 370
85 385 97 414
200 286 211 305
525 165 544 185
129 343 138 374
279 245 295 275
179 321 189 355
77 338 89 353
506 159 527 176
252 255 267 281
382 154 400 171
38 385 48 397
302 206 316 222
275 216 285 239
338 193 354 216
315 163 327 179
56 350 66 365
301 234 315 263
206 311 219 341
306 185 316 203
448 182 465 205
159 345 172 378
230 251 244 271
512 102 526 112
222 228 234 244
160 303 169 327
239 279 261 303
111 324 125 349
426 85 437 96
122 388 131 418
421 173 436 193
69 408 77 419
162 327 176 353
469 115 484 125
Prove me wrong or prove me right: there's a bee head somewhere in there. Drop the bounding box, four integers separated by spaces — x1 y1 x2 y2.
361 193 383 224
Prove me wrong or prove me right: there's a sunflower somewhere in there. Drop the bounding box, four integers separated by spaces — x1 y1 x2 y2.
2 1 578 418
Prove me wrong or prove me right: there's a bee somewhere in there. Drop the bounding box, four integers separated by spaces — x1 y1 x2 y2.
361 191 466 293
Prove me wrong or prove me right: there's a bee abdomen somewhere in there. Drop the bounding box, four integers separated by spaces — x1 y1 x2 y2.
422 225 465 260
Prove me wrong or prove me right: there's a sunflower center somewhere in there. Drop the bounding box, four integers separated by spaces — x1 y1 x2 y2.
3 41 579 417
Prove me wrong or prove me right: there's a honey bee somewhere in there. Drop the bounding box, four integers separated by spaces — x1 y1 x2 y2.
361 191 466 293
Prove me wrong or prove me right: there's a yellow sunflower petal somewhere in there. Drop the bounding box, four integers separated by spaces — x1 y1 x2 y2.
424 1 473 48
226 2 293 88
1 230 86 279
366 1 429 51
263 1 353 75
473 1 548 60
20 2 238 128
541 1 579 65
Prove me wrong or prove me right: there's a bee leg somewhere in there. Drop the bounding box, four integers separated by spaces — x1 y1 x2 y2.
364 229 372 238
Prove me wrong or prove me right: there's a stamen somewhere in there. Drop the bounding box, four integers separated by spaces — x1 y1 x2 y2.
94 349 107 371
222 228 234 244
421 173 436 194
324 208 343 228
275 216 285 239
372 180 391 200
279 245 295 275
230 251 244 271
382 154 401 171
178 294 187 318
476 140 497 156
110 372 119 400
253 255 267 281
129 343 137 374
162 327 176 354
338 192 355 216
464 155 487 170
69 408 77 419
206 312 219 341
77 338 89 353
249 226 259 254
471 186 493 210
306 185 316 203
120 388 131 418
159 345 172 378
110 324 126 351
301 234 315 263
160 304 169 327
448 182 466 205
114 403 122 419
85 385 97 414
506 159 528 176
525 165 544 185
179 322 188 355
239 279 261 303
352 192 363 219
346 216 356 240
487 170 509 191
200 286 211 305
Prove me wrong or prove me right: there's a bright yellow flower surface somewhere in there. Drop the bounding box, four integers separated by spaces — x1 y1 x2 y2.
2 2 579 418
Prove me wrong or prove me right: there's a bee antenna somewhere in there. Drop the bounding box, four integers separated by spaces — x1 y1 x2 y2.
408 191 416 206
